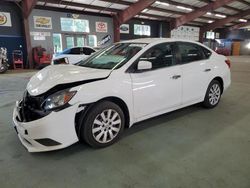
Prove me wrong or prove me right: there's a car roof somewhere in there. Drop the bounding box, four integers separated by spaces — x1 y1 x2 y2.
120 38 202 45
70 46 95 50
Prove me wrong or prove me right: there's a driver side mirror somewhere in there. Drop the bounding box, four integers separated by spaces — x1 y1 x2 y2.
137 60 152 71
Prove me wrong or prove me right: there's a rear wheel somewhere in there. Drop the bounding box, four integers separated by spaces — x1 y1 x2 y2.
203 80 222 108
80 101 125 148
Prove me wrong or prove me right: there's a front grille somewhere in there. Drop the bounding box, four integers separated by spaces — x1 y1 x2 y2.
19 91 50 122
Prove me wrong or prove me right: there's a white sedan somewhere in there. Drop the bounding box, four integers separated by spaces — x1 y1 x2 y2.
52 47 96 65
13 38 231 152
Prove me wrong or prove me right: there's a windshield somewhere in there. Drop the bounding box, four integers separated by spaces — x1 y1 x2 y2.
77 43 147 70
59 48 71 55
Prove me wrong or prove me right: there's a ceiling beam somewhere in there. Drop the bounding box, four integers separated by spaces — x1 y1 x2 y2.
200 9 250 32
100 0 217 22
229 20 250 30
22 0 37 18
161 0 239 15
236 0 250 7
200 0 241 12
223 5 241 12
170 0 236 29
39 0 119 13
116 0 157 24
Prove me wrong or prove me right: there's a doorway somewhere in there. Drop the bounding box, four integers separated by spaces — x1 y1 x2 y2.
63 34 87 49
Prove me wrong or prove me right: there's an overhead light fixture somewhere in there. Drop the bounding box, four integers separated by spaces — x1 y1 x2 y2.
239 19 247 22
208 20 213 23
206 12 212 15
155 1 169 6
176 6 192 11
142 9 149 13
215 14 226 18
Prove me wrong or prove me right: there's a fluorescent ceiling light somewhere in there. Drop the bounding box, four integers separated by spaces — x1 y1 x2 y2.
176 6 192 11
215 14 226 18
142 8 149 13
155 1 169 6
239 19 247 22
208 20 213 23
206 12 212 15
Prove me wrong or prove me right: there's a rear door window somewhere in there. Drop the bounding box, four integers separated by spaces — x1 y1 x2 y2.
177 42 205 64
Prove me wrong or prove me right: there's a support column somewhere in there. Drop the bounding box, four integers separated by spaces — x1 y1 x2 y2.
199 29 204 43
23 18 33 68
22 0 37 68
113 16 120 43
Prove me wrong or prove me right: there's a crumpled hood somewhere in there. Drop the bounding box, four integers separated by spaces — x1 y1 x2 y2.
27 65 111 96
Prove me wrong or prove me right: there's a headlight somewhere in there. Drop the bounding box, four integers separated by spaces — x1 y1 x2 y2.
43 89 77 111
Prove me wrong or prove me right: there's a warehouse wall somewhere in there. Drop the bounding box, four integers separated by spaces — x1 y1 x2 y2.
0 2 23 36
28 9 114 52
0 2 27 67
120 19 170 41
217 28 250 55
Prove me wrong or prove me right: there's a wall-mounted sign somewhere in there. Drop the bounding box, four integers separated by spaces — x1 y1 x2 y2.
34 16 52 29
120 24 129 34
96 22 108 33
34 36 46 41
30 31 51 37
98 35 111 46
0 12 12 27
66 13 80 19
171 26 200 41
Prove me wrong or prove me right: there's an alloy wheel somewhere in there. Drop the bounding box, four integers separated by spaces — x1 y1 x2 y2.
92 109 122 144
208 83 221 106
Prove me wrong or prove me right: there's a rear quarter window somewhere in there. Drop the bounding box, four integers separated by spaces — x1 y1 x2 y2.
202 47 212 59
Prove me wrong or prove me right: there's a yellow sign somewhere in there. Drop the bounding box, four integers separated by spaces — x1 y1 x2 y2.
34 16 52 29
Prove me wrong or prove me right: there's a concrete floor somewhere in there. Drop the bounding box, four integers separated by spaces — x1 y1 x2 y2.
0 56 250 188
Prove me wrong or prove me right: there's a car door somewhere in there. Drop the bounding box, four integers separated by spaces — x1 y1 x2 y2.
130 43 182 120
177 42 212 105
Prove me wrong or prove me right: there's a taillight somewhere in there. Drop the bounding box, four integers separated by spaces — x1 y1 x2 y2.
225 59 231 68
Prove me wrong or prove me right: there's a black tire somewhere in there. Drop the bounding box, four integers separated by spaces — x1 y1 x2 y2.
203 80 222 108
80 101 125 148
0 64 8 74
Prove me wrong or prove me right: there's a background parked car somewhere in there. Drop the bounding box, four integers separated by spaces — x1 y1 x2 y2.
52 47 96 65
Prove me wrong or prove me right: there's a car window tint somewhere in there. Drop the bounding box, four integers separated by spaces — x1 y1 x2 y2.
82 47 95 55
139 43 175 70
70 48 81 55
201 46 212 59
178 43 204 63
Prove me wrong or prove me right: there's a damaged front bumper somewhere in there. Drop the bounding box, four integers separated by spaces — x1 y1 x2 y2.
12 100 80 152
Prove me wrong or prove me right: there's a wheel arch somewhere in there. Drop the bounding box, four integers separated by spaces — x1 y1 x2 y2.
212 76 224 93
98 96 130 129
75 96 130 138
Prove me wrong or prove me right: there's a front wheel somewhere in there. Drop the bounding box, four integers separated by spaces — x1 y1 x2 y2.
203 80 222 108
80 101 125 148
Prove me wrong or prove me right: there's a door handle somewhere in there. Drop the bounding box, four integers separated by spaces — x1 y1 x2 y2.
171 75 181 79
204 68 211 72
